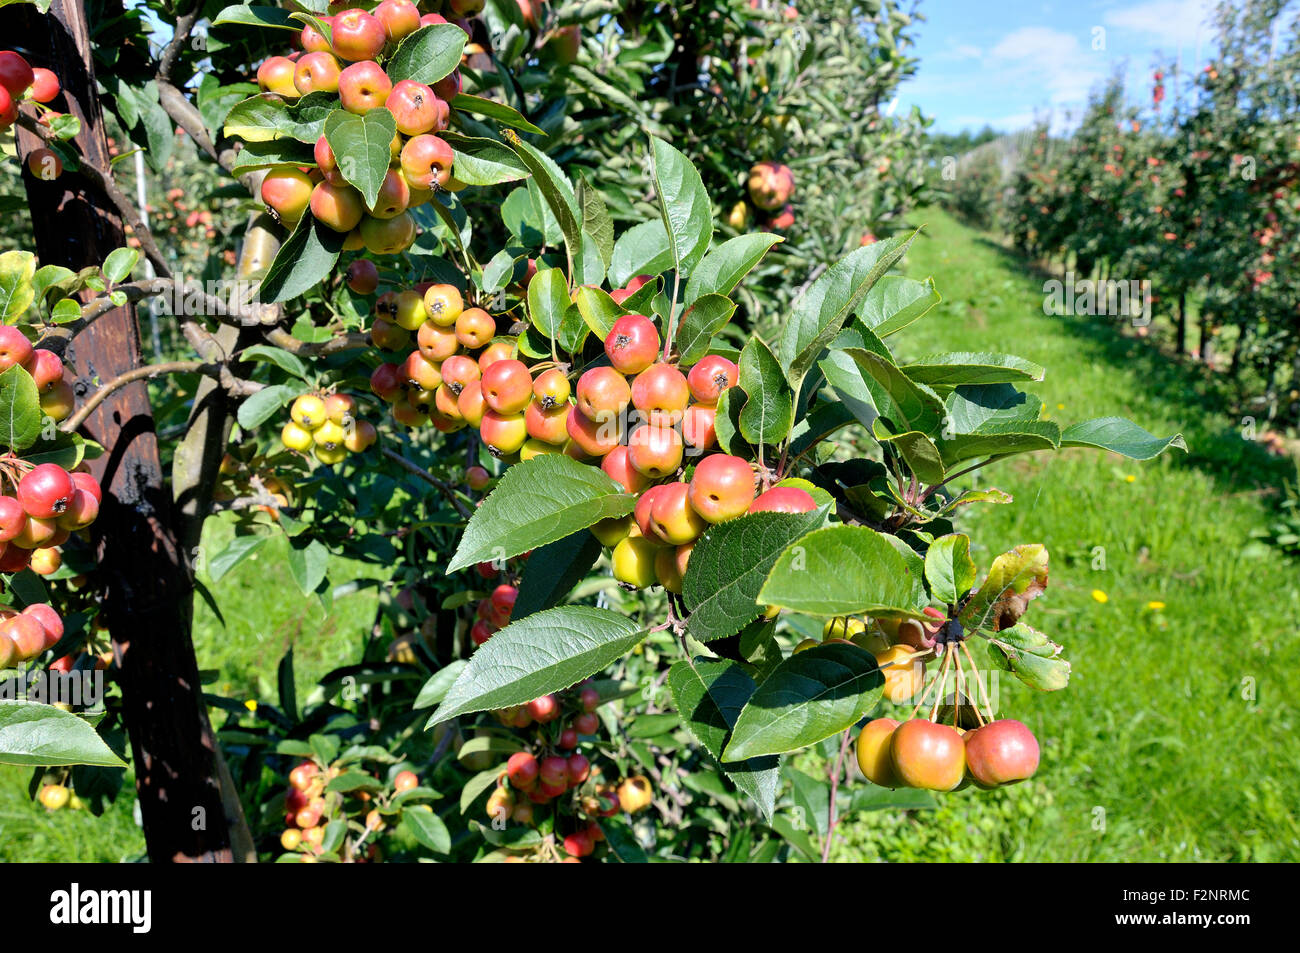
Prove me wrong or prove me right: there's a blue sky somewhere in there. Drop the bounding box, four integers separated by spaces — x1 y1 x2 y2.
894 0 1222 134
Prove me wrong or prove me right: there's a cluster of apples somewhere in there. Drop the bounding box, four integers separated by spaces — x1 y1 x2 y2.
0 328 77 424
280 760 415 860
0 602 68 671
255 1 468 254
737 160 796 232
0 49 63 180
856 717 1041 793
796 608 947 703
470 582 516 646
0 462 100 583
280 392 378 464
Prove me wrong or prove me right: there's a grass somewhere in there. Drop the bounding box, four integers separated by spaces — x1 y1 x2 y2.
830 208 1300 861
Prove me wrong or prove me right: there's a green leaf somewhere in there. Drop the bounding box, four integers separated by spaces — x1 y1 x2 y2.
228 139 316 173
402 807 451 853
778 229 919 388
684 233 782 307
526 266 568 342
443 132 529 186
0 250 36 323
712 385 748 456
647 136 712 277
450 93 545 135
903 352 1046 387
959 544 1049 632
608 219 673 288
945 384 1043 433
236 383 296 430
674 294 737 365
447 455 635 573
212 4 299 30
876 427 946 484
845 348 944 435
428 607 646 724
223 92 334 144
722 644 883 760
101 247 139 284
667 659 780 819
287 538 329 595
845 784 939 814
0 703 126 767
576 175 614 270
1060 417 1187 460
19 431 86 470
324 108 397 209
986 623 1070 691
574 285 624 340
386 24 467 85
260 215 346 304
207 533 269 583
737 336 794 447
413 660 468 710
513 531 604 620
0 364 43 451
937 420 1060 467
787 767 830 837
503 132 581 266
758 525 928 618
683 508 829 643
239 344 309 381
858 275 941 337
924 534 975 605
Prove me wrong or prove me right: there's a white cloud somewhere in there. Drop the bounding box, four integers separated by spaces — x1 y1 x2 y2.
1102 0 1217 48
983 26 1106 107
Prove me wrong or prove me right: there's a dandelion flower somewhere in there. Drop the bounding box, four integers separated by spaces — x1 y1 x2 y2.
1146 600 1166 610
244 699 259 712
1091 589 1109 603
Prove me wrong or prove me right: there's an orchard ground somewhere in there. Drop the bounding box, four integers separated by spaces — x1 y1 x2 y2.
5 208 1296 863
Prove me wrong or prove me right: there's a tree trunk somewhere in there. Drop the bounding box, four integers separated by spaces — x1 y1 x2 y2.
1175 291 1187 356
8 0 248 862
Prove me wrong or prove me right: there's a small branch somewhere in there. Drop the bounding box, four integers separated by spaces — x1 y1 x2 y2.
380 446 472 519
263 327 369 357
821 729 853 863
62 358 262 433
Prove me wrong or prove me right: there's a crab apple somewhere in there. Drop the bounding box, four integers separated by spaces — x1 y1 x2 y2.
455 307 496 349
465 466 492 491
617 776 653 813
26 148 62 181
400 134 455 191
726 200 751 229
0 51 34 98
433 383 463 420
360 211 416 254
393 769 419 793
766 204 795 230
567 753 591 785
422 282 463 327
457 381 487 427
344 420 378 452
490 584 516 618
24 349 63 393
417 321 460 361
256 55 299 98
0 544 31 574
650 481 707 544
890 720 965 791
480 359 532 415
18 464 74 519
402 351 443 391
631 363 690 420
290 394 328 430
470 619 495 645
390 399 426 427
590 514 632 546
525 400 570 445
506 751 539 789
747 160 795 211
856 718 901 787
604 314 660 375
521 438 562 461
612 535 659 588
293 51 341 94
561 829 594 858
300 17 333 52
431 66 462 101
330 7 387 60
566 406 620 457
627 423 683 479
310 181 365 232
70 472 102 505
749 486 816 514
557 727 578 750
375 0 421 41
687 355 739 405
5 614 47 661
370 362 404 402
22 604 63 650
477 340 514 372
0 86 12 129
338 60 391 113
688 454 754 523
57 488 99 531
261 168 314 226
633 485 667 540
875 644 925 702
896 606 945 650
280 828 304 851
367 169 411 220
0 326 33 371
386 79 446 135
526 698 560 729
654 546 685 593
312 419 347 450
963 720 1040 787
440 355 480 394
576 366 631 422
532 368 571 409
0 497 25 541
346 258 379 294
601 445 649 493
681 404 717 452
480 410 528 455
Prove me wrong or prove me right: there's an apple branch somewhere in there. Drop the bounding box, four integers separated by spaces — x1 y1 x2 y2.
380 446 473 519
61 359 263 434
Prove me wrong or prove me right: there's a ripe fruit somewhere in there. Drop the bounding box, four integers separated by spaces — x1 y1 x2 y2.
506 751 539 789
0 326 33 371
563 830 594 858
681 404 716 452
23 604 62 650
359 211 416 254
749 486 816 514
612 535 658 588
27 149 62 181
344 420 378 452
532 368 570 408
368 169 411 219
387 79 447 135
394 770 419 792
604 315 660 375
0 86 12 130
256 55 299 98
400 134 455 191
261 168 315 226
856 718 901 787
418 321 459 361
963 720 1040 787
455 307 496 349
440 355 480 393
422 282 463 326
480 360 532 415
70 472 102 505
291 394 328 429
897 606 945 650
346 259 379 294
574 711 599 735
338 60 392 113
567 752 591 784
370 363 404 402
686 355 739 405
874 644 925 702
627 423 683 478
480 410 528 455
0 496 23 541
600 445 649 493
478 341 514 372
280 828 303 851
687 454 754 522
331 8 387 61
466 466 491 490
300 17 333 53
40 381 75 423
650 481 706 544
24 349 63 393
18 464 75 518
566 406 620 457
294 51 341 94
576 367 631 422
375 0 421 42
486 786 514 821
890 720 965 791
617 775 653 813
39 784 70 811
6 614 48 661
631 363 690 419
458 382 487 427
310 181 366 232
0 51 35 98
747 160 795 210
524 400 569 445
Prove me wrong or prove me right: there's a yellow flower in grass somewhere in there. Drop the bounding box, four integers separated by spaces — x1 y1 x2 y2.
1091 589 1109 604
1146 600 1166 611
1124 474 1137 483
1056 403 1065 410
244 699 259 713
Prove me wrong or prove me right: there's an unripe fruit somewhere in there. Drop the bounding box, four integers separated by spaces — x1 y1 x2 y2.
282 421 315 452
855 718 901 787
897 606 945 650
631 363 690 420
686 355 739 405
480 410 528 456
532 368 570 408
294 51 341 94
650 481 707 544
455 307 496 349
346 258 379 294
874 644 925 702
400 134 455 190
566 406 620 457
612 535 659 588
312 419 347 450
466 465 491 491
18 464 75 518
654 546 684 592
576 367 631 422
749 486 816 514
590 514 632 547
344 419 378 452
687 454 754 523
256 56 300 98
0 326 33 371
261 168 315 226
280 828 303 851
604 314 660 375
359 211 416 254
480 359 532 415
39 784 71 811
310 181 365 232
601 445 649 493
617 775 653 813
627 423 683 479
338 60 392 114
681 404 717 452
963 719 1040 787
521 438 558 461
524 400 570 445
331 8 387 61
417 321 460 361
324 393 358 425
422 283 463 327
890 720 965 791
291 394 328 429
486 785 514 821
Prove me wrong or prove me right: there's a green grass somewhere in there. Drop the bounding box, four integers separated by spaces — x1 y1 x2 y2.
831 208 1300 861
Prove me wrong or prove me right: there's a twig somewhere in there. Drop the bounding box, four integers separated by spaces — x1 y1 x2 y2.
820 728 852 863
62 359 261 432
380 446 472 519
